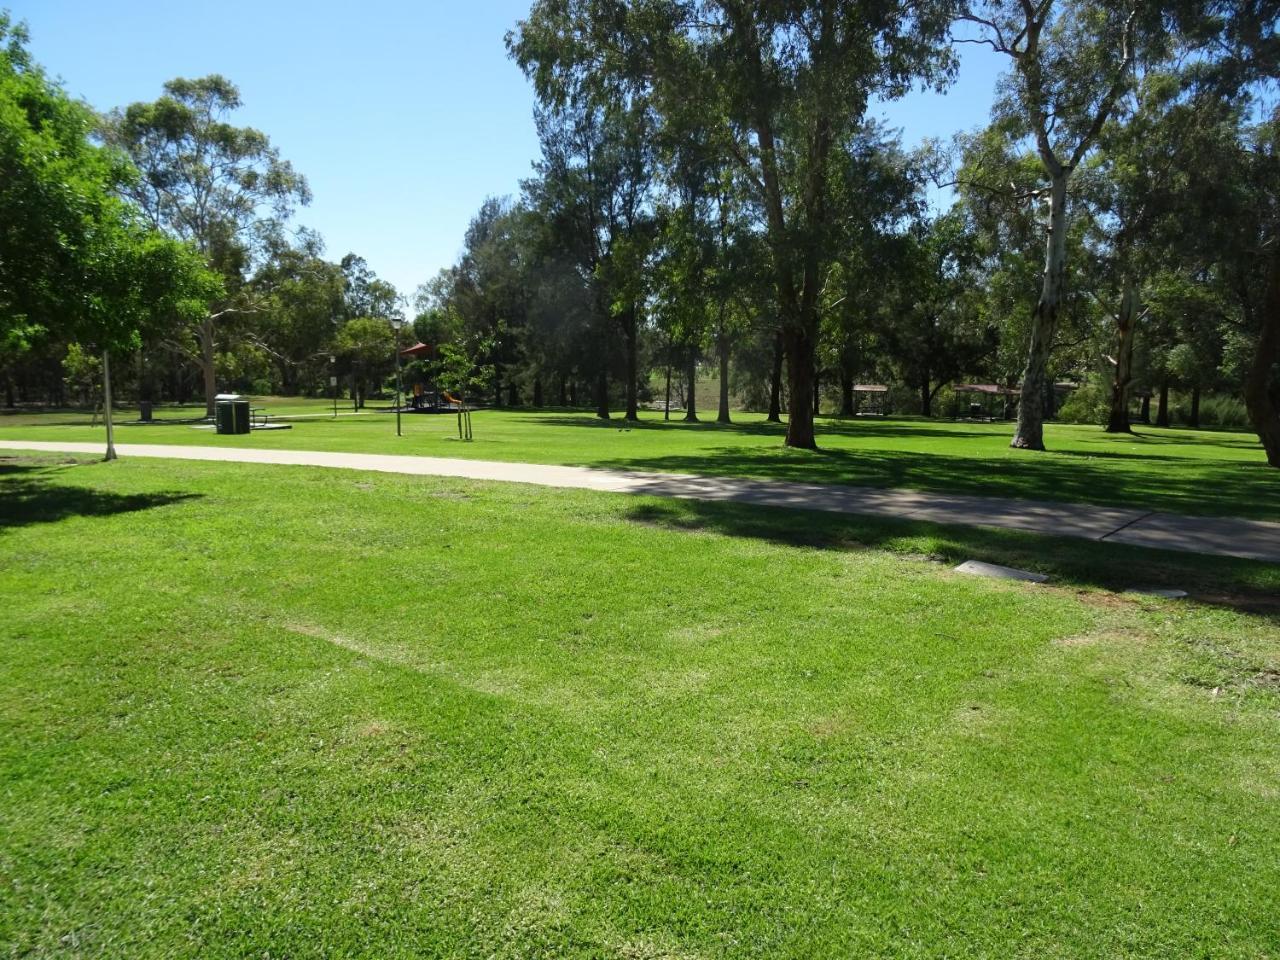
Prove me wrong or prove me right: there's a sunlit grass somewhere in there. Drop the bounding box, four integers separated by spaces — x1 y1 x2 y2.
3 402 1274 520
1 454 1277 957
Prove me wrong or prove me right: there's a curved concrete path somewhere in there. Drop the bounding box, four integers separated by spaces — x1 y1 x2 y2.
3 440 1277 563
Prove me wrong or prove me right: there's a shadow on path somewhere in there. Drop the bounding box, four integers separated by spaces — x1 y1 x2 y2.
624 499 1280 621
588 445 1280 522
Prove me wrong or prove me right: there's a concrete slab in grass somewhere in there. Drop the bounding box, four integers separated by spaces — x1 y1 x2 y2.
1125 588 1189 599
954 560 1049 583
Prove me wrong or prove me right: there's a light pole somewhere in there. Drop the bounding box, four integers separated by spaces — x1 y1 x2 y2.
329 354 337 419
390 315 404 437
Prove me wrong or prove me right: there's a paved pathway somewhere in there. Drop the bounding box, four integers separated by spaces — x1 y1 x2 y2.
3 440 1277 563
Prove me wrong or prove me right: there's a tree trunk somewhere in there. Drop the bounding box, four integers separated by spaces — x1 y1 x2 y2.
664 362 672 421
199 316 217 418
102 350 117 462
1244 249 1280 466
783 327 816 449
1106 279 1139 433
811 367 820 417
569 378 577 406
1012 173 1069 450
840 365 854 416
595 368 610 420
683 352 698 422
1156 380 1170 427
1139 394 1150 423
919 377 932 417
508 382 518 407
494 362 503 408
533 378 543 407
766 331 784 423
717 335 731 424
1188 384 1201 428
624 306 639 422
558 374 567 406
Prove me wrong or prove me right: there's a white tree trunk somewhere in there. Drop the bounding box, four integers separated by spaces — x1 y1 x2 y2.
1106 279 1139 433
200 316 217 419
102 350 117 462
1012 173 1070 450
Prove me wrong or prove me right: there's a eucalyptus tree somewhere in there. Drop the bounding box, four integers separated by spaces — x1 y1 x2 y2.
512 0 956 446
511 8 659 421
822 123 928 414
340 254 399 322
105 75 310 416
955 0 1172 448
248 233 346 394
880 211 995 416
439 197 535 406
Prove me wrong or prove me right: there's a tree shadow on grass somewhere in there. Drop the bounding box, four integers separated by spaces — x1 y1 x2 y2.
587 445 1280 522
0 462 201 532
624 498 1280 621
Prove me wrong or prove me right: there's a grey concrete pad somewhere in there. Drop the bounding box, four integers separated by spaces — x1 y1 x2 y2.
953 560 1049 583
1124 588 1189 599
1105 512 1280 563
1 439 1275 563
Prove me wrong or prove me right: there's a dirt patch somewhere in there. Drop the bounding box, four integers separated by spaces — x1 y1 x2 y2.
1191 592 1280 618
1053 629 1146 649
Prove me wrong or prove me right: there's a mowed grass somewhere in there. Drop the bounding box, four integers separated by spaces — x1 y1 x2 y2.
1 453 1278 958
2 401 1276 521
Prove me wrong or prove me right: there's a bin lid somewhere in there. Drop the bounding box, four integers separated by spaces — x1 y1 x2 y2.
214 393 244 401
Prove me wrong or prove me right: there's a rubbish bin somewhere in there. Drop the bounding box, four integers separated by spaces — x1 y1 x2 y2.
214 394 251 435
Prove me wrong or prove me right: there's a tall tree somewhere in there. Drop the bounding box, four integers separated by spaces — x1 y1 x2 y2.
958 0 1149 449
0 15 218 456
106 75 310 416
511 0 955 447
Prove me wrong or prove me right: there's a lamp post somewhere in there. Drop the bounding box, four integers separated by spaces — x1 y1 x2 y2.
389 315 404 437
329 354 337 419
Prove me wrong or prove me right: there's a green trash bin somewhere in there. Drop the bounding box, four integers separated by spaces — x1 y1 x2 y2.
214 395 251 435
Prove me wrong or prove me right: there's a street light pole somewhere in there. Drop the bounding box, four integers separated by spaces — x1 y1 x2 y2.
390 315 404 437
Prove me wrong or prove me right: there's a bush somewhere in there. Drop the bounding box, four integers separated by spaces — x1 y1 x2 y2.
1177 393 1250 429
1056 380 1109 425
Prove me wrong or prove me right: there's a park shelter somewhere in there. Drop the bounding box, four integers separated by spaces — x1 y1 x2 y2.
853 384 889 416
953 383 1020 420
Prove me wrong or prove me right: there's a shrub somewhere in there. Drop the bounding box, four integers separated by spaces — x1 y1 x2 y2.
1056 380 1109 425
1178 393 1250 429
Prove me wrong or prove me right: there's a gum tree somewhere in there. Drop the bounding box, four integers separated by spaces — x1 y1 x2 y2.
105 76 310 416
958 0 1148 449
511 0 956 449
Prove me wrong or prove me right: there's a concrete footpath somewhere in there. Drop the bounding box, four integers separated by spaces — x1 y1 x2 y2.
3 440 1277 564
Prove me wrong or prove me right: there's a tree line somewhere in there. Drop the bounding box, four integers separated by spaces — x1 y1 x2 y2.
3 3 1279 466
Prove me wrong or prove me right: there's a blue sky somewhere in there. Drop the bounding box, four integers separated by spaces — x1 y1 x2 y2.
12 1 1005 299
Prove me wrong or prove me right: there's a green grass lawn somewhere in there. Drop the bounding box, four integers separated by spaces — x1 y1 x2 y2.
2 453 1278 957
3 401 1276 521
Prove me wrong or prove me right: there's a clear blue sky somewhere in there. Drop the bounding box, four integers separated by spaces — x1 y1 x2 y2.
11 1 1005 299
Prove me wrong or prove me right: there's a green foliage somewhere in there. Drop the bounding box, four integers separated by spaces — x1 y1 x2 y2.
1176 392 1250 429
0 15 218 361
1056 379 1110 425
